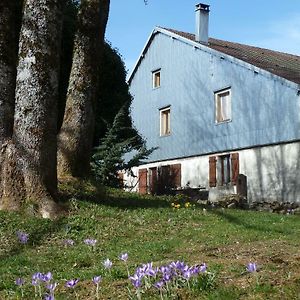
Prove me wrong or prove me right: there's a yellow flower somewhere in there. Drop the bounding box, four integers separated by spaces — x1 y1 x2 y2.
184 202 191 208
175 204 180 209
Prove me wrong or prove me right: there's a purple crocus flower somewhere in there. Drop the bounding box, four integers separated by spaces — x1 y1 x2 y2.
92 276 102 285
32 272 43 280
16 231 29 244
32 272 43 286
42 272 52 282
160 266 173 282
189 265 200 276
103 258 112 269
247 262 257 273
84 238 97 246
129 274 142 288
199 263 207 273
119 253 128 262
182 268 192 279
15 278 24 286
65 279 79 288
154 281 165 289
169 261 186 272
139 262 156 277
46 282 58 292
63 239 75 246
44 294 54 300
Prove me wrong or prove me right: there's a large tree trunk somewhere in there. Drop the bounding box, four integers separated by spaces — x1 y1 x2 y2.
58 0 110 178
0 0 65 218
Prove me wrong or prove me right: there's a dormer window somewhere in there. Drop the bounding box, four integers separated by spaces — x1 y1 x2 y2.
152 69 161 88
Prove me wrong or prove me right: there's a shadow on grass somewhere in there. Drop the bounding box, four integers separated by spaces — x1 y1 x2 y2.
58 178 171 210
210 209 291 236
99 192 171 209
0 216 68 262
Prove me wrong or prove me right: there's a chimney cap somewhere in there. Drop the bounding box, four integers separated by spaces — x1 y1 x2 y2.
195 3 210 12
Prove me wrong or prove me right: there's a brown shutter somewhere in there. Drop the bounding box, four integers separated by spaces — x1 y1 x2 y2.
149 167 158 194
170 164 181 188
209 156 217 187
231 153 239 185
138 168 148 194
117 171 124 187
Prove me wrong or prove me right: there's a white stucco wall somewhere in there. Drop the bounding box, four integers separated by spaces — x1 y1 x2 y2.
239 142 300 203
124 141 300 203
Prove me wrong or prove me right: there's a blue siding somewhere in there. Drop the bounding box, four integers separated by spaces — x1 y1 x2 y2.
130 32 300 162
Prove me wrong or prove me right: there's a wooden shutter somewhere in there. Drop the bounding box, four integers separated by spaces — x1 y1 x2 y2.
170 164 181 188
138 168 148 194
117 171 124 187
149 167 158 194
231 153 239 185
209 156 217 187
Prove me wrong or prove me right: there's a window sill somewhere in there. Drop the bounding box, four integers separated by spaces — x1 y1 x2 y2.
160 133 171 137
215 119 232 125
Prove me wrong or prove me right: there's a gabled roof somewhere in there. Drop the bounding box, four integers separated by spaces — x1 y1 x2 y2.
129 27 300 86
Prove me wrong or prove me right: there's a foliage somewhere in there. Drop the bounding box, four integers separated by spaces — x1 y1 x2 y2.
1 182 300 299
91 104 155 187
94 42 134 145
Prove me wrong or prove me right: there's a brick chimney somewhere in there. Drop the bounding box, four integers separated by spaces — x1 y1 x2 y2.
195 3 210 44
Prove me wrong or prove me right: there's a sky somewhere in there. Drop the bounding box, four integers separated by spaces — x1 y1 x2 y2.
106 0 300 73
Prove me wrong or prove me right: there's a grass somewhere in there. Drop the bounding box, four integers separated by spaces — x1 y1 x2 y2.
0 178 300 299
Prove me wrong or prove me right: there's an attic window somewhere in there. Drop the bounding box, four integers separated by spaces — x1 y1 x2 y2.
215 88 231 123
152 69 161 88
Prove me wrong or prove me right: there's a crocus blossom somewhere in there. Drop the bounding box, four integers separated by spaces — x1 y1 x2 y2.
92 276 102 285
119 253 128 262
103 258 113 269
84 239 97 246
247 262 257 273
15 278 24 286
16 231 29 244
65 279 79 288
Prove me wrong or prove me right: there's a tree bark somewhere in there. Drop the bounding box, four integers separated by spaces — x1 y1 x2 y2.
58 0 110 178
0 0 65 218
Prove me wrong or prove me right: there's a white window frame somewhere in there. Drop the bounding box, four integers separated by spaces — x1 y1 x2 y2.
160 107 171 136
152 69 161 89
215 88 231 123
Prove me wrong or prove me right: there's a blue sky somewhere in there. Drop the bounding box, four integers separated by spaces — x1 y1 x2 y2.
106 0 300 73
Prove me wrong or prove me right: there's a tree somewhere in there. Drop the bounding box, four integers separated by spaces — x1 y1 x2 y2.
58 0 110 178
0 0 65 218
94 42 134 145
91 103 155 187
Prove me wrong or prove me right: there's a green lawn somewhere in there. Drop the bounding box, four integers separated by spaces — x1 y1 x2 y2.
0 180 300 299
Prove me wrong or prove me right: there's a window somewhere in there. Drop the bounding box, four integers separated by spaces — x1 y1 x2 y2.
160 107 171 136
152 69 161 88
209 153 239 187
215 88 231 123
218 155 231 185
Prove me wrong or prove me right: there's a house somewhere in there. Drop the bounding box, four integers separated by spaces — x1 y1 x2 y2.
124 3 300 203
